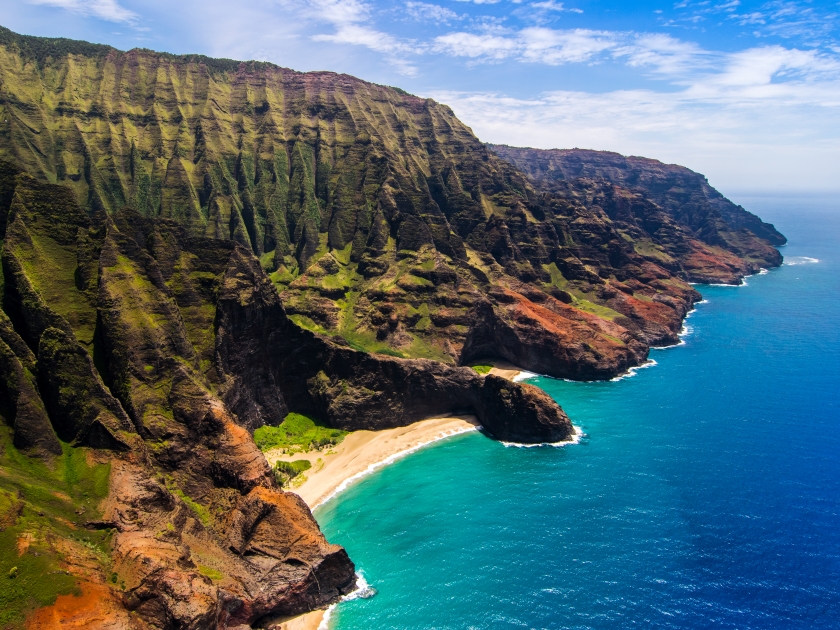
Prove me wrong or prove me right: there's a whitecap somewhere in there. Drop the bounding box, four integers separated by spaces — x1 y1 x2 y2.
501 425 584 448
512 370 540 382
708 266 776 287
312 425 479 509
784 256 820 266
609 359 657 382
318 572 377 630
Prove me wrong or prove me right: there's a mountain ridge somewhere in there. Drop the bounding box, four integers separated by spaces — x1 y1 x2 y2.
0 25 784 629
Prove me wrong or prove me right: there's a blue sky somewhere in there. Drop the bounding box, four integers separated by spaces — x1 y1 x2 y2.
3 0 840 192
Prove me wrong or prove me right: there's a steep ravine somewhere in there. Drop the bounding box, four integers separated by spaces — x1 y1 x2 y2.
0 25 784 629
0 162 571 629
0 26 783 384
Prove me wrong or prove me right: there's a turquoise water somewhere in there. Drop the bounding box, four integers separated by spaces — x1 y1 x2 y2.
317 196 840 629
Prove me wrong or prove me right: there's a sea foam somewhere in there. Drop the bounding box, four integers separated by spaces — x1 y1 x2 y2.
655 299 709 350
501 424 584 448
318 572 376 630
513 370 540 382
609 359 658 382
784 256 820 265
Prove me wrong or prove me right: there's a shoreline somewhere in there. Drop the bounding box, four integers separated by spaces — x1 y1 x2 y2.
487 359 522 380
265 415 481 509
264 365 531 629
271 277 742 628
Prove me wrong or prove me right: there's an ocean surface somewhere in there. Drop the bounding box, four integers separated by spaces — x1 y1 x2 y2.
316 195 840 629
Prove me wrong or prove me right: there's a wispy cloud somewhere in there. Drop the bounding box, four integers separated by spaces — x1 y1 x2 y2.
529 1 583 13
301 0 423 74
430 79 840 190
27 0 137 24
615 33 717 76
428 39 840 189
671 0 840 45
406 2 464 24
435 27 617 64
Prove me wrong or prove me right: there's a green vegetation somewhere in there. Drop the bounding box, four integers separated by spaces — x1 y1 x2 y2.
375 348 406 358
288 314 328 335
634 239 675 263
572 298 624 321
253 413 348 453
0 425 113 627
198 565 224 581
170 488 211 527
543 262 569 289
273 459 312 486
471 364 493 375
161 476 211 527
0 25 114 64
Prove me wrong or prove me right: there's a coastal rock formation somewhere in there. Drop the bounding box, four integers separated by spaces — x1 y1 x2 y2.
0 26 782 384
0 159 571 628
0 25 785 626
488 145 784 280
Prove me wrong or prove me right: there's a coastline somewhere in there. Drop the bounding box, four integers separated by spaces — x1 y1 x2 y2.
265 415 481 509
268 610 325 630
488 359 523 380
264 360 551 629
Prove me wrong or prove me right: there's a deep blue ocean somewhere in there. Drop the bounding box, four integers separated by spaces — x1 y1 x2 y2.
316 195 840 629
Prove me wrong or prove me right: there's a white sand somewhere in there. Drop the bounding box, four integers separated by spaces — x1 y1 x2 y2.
265 415 480 509
266 364 528 628
266 610 324 630
485 358 523 381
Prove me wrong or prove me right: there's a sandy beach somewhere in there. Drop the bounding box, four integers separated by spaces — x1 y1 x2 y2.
267 365 525 629
265 415 481 509
267 610 325 630
488 359 523 381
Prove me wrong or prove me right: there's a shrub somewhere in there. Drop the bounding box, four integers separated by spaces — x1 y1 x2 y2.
253 413 347 452
273 459 312 486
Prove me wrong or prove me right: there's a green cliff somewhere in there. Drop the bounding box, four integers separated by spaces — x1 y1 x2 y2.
0 25 785 628
0 26 783 377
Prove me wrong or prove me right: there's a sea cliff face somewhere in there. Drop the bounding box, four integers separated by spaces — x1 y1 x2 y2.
0 25 784 628
0 158 571 627
488 144 785 277
0 27 783 385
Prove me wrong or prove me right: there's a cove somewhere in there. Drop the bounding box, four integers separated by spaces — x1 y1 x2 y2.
316 195 840 629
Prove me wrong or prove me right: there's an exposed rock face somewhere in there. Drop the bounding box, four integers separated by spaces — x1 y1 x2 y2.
0 27 782 384
488 145 785 271
0 160 573 627
0 25 786 627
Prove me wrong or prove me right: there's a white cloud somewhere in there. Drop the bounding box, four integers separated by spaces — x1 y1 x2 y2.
434 27 617 64
530 1 566 11
427 44 840 190
615 33 715 76
520 28 615 63
301 0 422 74
406 2 463 24
27 0 137 23
434 31 521 59
671 0 840 43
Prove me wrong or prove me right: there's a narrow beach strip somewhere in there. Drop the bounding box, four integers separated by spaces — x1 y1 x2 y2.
265 415 480 510
267 366 524 629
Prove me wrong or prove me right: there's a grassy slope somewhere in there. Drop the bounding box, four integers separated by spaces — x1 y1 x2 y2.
0 425 113 627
